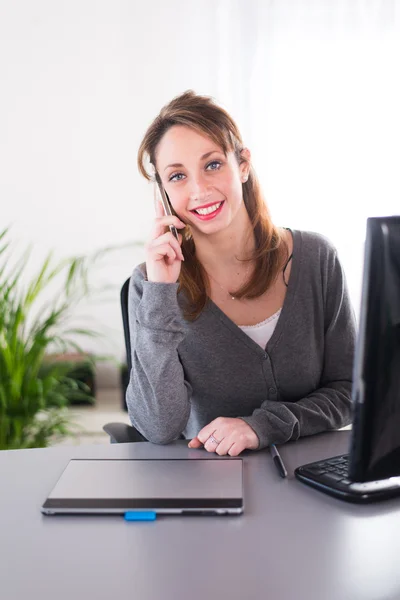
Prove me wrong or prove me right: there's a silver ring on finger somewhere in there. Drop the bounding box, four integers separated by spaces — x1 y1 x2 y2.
208 434 221 446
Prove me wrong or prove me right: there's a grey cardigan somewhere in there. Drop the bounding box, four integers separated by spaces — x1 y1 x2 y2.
126 229 356 449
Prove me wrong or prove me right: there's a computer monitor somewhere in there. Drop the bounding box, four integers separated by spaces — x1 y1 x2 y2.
348 215 400 482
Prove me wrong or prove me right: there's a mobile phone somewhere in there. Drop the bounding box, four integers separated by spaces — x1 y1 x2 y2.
156 182 179 241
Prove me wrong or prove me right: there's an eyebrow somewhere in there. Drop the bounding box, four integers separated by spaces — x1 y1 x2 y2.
163 150 222 172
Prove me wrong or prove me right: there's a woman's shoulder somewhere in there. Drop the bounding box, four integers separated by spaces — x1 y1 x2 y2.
291 228 345 296
292 228 338 262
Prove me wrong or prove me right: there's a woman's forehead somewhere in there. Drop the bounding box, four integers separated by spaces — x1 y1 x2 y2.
156 125 225 167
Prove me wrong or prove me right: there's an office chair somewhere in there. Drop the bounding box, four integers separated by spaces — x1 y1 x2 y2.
103 278 148 443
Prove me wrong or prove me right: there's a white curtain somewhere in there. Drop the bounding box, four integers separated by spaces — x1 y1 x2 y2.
215 0 400 315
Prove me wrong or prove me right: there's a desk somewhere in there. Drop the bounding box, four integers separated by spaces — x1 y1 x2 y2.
1 431 400 600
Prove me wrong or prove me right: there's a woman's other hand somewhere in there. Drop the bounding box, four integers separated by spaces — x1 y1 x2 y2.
188 417 259 456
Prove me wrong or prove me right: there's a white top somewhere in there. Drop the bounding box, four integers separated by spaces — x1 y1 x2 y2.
238 309 282 349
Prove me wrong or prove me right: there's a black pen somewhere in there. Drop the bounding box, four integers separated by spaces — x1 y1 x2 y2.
270 444 288 478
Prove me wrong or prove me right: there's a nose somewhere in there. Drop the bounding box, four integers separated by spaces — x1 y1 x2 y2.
189 174 212 204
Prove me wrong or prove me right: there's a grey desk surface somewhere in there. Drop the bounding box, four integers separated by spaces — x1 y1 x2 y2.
1 431 400 600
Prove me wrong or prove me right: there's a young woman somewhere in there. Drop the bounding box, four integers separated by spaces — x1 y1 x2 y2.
126 90 356 456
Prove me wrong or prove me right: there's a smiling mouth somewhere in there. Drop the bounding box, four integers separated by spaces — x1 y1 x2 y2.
190 201 224 216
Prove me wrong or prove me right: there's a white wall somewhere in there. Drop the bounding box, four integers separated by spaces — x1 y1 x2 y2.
1 0 399 364
0 0 220 361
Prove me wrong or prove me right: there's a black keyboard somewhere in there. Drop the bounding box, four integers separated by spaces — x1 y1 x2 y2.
300 453 351 486
295 454 400 503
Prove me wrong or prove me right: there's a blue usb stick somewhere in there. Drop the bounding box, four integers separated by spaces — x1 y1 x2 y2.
124 511 157 521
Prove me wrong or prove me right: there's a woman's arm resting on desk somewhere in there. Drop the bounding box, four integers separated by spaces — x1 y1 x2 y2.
241 380 353 450
126 267 192 444
188 380 352 455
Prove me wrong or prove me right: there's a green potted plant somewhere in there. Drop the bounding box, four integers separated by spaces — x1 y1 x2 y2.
0 227 109 450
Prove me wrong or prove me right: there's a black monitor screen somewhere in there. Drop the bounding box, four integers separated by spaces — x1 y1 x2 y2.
349 216 400 482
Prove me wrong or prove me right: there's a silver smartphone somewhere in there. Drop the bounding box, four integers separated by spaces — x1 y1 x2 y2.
156 182 179 241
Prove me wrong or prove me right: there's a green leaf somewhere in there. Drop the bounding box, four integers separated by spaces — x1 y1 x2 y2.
0 226 140 449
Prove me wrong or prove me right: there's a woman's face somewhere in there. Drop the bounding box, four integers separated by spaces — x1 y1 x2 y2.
155 125 250 236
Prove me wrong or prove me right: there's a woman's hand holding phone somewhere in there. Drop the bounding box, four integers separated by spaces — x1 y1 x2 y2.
145 201 186 284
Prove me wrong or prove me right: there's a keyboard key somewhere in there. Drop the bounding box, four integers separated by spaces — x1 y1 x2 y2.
305 467 326 476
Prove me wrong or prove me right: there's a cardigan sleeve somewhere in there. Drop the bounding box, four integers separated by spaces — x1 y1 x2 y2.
125 266 193 444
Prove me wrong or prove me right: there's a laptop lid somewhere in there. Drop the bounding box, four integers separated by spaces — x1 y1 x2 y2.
41 458 244 515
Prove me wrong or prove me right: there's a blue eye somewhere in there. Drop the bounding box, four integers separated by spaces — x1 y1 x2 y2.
206 160 222 171
169 172 185 182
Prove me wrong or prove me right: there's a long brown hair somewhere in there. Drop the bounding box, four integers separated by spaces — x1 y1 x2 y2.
137 90 288 320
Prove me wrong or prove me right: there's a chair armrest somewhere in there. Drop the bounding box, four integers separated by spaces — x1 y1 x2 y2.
103 422 147 444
